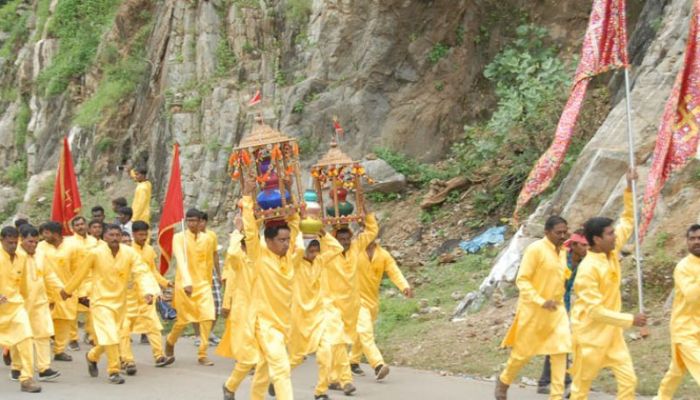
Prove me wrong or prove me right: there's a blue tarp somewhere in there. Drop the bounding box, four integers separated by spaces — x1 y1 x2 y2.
459 226 507 253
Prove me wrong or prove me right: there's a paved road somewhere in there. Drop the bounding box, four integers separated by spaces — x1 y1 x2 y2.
1 335 623 399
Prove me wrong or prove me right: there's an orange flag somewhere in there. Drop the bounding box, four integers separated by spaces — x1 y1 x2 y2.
640 0 700 240
51 136 82 235
158 144 185 274
514 0 629 219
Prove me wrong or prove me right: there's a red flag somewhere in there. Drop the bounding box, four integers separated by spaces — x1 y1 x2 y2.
248 90 261 106
514 0 629 219
640 1 700 240
158 144 185 274
333 117 344 136
51 136 82 235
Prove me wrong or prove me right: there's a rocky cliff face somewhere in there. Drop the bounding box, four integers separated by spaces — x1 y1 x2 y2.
0 0 609 224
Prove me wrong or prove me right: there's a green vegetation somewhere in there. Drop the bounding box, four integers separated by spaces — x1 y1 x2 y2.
37 0 122 96
455 25 465 46
375 252 494 342
15 101 30 148
292 99 304 114
182 95 202 112
285 0 311 25
34 0 51 40
3 159 27 187
215 34 237 77
366 192 399 203
297 134 320 159
96 137 116 153
449 24 575 216
427 42 449 64
0 0 29 59
374 147 453 187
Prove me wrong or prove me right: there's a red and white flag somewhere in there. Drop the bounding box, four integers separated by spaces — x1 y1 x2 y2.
248 90 261 106
514 0 629 219
333 117 344 136
158 144 185 274
640 0 700 240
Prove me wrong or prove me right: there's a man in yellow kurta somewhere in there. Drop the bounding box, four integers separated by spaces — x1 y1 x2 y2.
61 223 159 384
654 224 700 399
496 215 572 400
65 216 98 351
119 221 174 373
219 226 263 400
0 226 41 393
10 225 63 383
569 169 647 400
165 209 216 366
349 240 411 381
326 213 378 395
194 213 221 346
38 221 85 362
131 167 152 224
239 177 300 400
284 232 344 399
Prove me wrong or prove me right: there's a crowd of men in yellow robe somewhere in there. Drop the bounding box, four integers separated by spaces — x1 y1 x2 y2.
0 167 414 399
495 169 700 400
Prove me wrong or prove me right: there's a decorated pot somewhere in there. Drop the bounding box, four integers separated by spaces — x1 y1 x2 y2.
300 218 323 235
304 189 318 203
326 201 354 217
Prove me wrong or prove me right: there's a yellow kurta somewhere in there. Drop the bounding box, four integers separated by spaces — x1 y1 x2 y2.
669 254 700 344
216 230 259 364
64 234 98 309
289 233 344 356
242 196 299 338
38 239 84 320
356 244 409 319
501 236 572 356
64 242 159 345
171 230 215 323
0 248 32 346
132 180 152 223
125 242 168 333
570 189 635 381
204 229 218 272
17 246 63 338
322 214 378 343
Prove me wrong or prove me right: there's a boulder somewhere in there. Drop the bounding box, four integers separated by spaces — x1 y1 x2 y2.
361 158 406 194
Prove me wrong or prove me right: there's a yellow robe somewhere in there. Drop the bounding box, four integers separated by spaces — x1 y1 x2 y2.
570 189 635 381
171 230 215 323
322 214 378 343
0 248 32 346
125 242 168 333
501 236 572 356
655 254 700 399
38 239 84 320
216 230 259 364
64 234 98 315
132 180 152 223
289 233 344 357
64 242 159 345
356 245 409 319
17 246 63 338
242 196 300 337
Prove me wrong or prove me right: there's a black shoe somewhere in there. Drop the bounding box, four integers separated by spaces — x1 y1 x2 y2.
350 363 365 376
268 383 276 397
10 369 20 381
125 363 137 376
537 384 550 394
223 384 236 400
314 395 330 400
86 353 98 377
68 340 80 351
374 364 390 381
54 352 73 362
342 383 356 396
38 368 61 382
155 355 175 367
108 373 125 384
2 349 10 366
328 383 342 391
140 334 149 345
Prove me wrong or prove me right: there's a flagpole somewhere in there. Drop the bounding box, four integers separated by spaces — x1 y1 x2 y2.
623 67 645 318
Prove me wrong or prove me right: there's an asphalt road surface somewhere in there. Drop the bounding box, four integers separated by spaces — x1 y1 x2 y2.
1 335 629 399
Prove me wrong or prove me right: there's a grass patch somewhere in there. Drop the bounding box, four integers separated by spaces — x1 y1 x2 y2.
285 0 311 25
37 0 122 96
215 34 236 77
374 147 454 187
366 192 400 203
0 0 29 59
427 42 450 64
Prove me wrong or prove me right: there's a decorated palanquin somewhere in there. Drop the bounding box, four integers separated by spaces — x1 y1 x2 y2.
310 139 374 227
229 116 304 221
